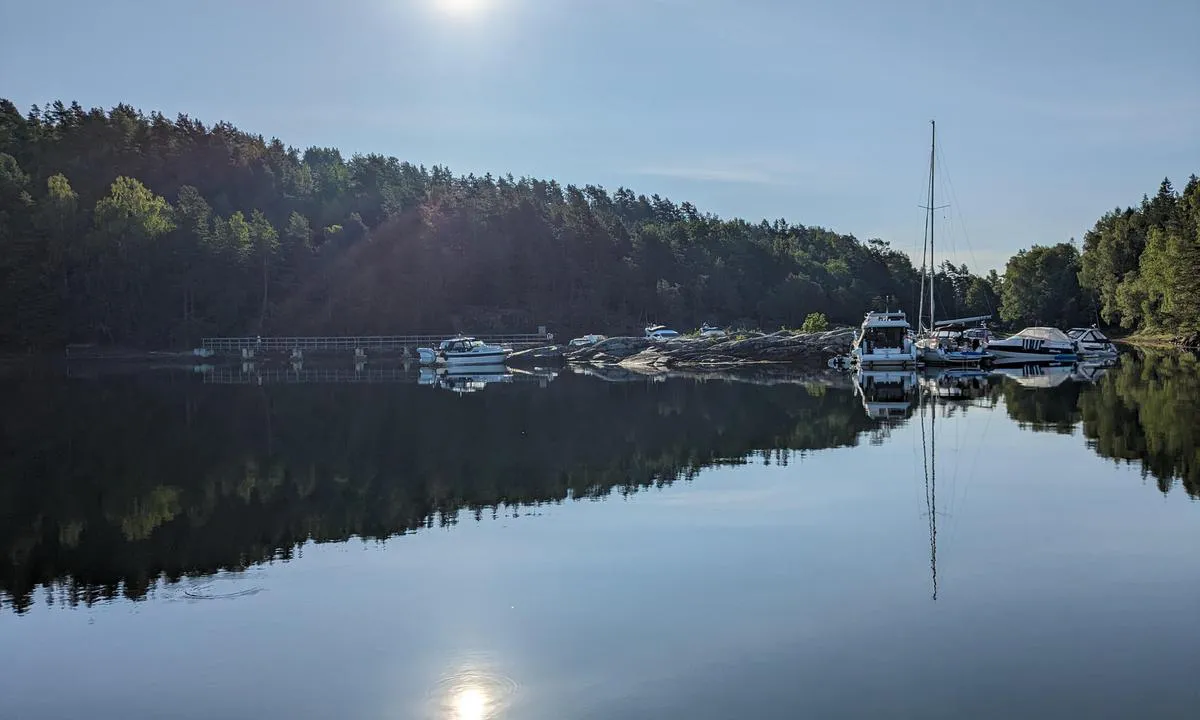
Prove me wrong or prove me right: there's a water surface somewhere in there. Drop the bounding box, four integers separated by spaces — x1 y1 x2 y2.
1 353 1198 719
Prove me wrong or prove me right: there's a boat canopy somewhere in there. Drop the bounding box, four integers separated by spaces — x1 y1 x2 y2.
862 311 911 328
934 314 991 328
1067 327 1109 342
1011 327 1072 343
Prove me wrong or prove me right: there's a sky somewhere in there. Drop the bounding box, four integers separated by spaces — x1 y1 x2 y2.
2 0 1198 271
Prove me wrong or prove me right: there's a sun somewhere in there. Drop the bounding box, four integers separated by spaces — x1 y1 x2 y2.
436 0 487 18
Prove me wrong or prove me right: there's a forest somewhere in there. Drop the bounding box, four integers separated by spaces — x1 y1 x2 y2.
2 99 1195 349
1 99 1005 350
1077 177 1200 342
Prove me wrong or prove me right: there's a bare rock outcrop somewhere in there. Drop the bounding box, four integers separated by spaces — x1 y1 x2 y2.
564 328 855 369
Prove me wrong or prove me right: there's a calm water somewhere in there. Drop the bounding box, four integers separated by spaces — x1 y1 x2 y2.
2 353 1199 719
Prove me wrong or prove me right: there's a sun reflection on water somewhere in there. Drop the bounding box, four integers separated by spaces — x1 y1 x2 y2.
430 657 519 719
452 686 488 720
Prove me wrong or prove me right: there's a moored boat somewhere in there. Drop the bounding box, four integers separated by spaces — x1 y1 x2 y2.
1066 326 1118 358
910 120 990 367
852 310 919 367
416 336 510 366
568 334 607 347
986 327 1078 365
645 325 680 340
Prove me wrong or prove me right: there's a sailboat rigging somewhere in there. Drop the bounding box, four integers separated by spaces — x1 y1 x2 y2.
915 121 991 366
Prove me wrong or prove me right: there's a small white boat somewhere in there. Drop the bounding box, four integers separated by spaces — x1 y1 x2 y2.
852 310 919 367
987 327 1079 365
917 336 992 366
699 323 727 339
645 325 680 340
568 334 607 347
1066 326 1118 358
416 336 510 366
915 319 993 366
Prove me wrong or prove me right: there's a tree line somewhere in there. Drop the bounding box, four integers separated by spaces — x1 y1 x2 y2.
2 99 1194 347
999 175 1200 337
0 99 1006 349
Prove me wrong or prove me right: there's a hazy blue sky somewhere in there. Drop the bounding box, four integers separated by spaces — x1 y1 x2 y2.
2 0 1198 270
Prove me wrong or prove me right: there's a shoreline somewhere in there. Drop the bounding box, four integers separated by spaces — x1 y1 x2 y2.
1112 331 1199 351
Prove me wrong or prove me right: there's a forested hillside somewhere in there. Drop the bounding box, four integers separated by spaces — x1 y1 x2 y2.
1079 176 1200 341
0 100 1000 350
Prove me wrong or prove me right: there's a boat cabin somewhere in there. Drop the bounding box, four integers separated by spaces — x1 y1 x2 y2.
438 337 488 353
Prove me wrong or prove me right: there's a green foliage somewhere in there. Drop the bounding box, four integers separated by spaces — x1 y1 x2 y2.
999 243 1091 327
800 312 829 333
1077 175 1200 333
0 98 1004 349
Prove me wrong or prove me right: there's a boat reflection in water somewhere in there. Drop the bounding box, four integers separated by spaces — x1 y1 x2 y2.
989 363 1075 389
920 368 992 402
419 364 514 394
852 368 919 420
417 364 560 394
1072 358 1118 384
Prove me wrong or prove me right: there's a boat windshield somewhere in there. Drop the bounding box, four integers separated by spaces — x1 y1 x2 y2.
1013 327 1072 343
862 327 906 348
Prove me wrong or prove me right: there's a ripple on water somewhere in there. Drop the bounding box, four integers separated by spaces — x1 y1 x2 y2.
427 657 521 719
176 571 266 602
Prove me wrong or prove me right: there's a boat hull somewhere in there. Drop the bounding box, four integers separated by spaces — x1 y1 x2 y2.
855 350 919 367
441 350 510 366
919 346 991 366
988 348 1077 365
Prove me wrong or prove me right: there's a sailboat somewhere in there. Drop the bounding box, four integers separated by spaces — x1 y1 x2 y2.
914 121 992 367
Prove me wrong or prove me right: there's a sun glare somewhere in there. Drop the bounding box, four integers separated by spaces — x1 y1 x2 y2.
437 0 487 18
452 686 489 720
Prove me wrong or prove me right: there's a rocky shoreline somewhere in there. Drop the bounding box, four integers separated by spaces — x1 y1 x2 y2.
563 328 856 369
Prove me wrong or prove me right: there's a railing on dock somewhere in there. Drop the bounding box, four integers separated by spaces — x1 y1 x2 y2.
200 332 553 356
202 366 419 384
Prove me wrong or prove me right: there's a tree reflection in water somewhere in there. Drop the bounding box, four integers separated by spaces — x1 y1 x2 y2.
2 351 1197 614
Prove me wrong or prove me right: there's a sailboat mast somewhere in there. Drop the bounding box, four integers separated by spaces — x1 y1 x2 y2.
927 120 936 330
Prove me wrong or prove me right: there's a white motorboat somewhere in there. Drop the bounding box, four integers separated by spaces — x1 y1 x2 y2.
852 367 919 420
1066 326 1118 358
986 327 1079 365
852 310 919 367
645 325 680 340
416 336 510 366
699 323 727 339
568 334 607 347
